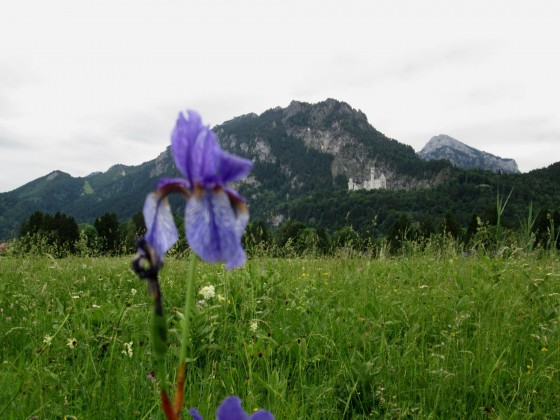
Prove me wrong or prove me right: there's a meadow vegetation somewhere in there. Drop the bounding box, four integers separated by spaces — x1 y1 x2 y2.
1 242 559 418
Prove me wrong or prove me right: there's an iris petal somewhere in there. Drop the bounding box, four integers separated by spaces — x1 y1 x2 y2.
219 151 253 184
212 397 274 420
250 411 275 420
216 397 249 420
171 112 194 181
185 188 248 269
191 128 220 186
172 110 226 187
188 408 204 420
224 187 249 238
156 177 191 192
143 191 179 262
172 110 210 182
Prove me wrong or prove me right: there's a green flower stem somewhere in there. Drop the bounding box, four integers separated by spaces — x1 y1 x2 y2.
179 251 197 366
152 311 169 394
150 278 169 395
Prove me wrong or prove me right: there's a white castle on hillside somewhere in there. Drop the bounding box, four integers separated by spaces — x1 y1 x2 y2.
348 167 387 191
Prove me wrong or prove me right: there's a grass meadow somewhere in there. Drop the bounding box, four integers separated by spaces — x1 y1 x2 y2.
1 252 559 419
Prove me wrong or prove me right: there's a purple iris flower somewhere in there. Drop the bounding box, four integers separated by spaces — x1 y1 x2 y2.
189 396 274 420
143 110 253 269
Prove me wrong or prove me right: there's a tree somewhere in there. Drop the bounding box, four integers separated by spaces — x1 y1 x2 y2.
440 210 462 239
278 220 307 248
332 226 360 250
18 210 79 254
243 220 272 254
533 209 560 250
316 227 331 254
20 210 45 236
94 212 121 254
52 212 79 252
132 211 146 235
386 213 414 252
417 217 435 240
122 212 147 253
465 213 480 244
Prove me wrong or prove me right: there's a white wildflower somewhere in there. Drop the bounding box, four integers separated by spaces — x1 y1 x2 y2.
250 320 258 333
198 285 215 300
43 334 53 346
131 288 137 296
122 341 133 358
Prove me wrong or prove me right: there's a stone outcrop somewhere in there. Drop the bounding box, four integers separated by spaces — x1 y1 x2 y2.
419 135 520 174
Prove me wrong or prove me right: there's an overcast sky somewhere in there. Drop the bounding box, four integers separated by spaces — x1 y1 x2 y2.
1 0 559 193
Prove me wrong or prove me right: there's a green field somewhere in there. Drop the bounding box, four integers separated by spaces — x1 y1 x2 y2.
1 253 559 418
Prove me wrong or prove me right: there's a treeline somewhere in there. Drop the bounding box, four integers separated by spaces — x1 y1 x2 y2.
243 205 560 257
5 201 559 259
11 210 146 257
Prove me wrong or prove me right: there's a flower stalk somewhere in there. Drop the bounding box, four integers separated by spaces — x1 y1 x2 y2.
174 251 198 417
132 239 170 398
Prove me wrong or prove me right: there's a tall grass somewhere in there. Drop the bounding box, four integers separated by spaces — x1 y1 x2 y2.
1 251 559 418
519 202 538 253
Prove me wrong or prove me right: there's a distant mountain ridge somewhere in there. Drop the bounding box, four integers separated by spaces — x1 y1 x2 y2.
0 99 451 239
418 134 520 174
2 99 558 242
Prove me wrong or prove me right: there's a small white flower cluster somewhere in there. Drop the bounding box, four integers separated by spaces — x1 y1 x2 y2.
198 285 216 300
250 320 258 333
122 341 133 358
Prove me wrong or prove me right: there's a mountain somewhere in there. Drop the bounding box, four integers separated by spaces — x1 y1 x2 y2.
1 99 558 242
0 156 179 241
215 99 452 203
0 99 451 240
418 134 520 174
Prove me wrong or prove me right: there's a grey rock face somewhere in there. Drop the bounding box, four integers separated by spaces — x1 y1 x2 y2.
418 135 520 174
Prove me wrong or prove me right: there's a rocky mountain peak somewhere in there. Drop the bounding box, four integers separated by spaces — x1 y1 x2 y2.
283 98 369 129
418 134 520 174
215 99 449 194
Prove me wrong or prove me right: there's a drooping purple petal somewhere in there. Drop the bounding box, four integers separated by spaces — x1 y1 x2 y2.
219 151 253 184
188 408 204 420
213 397 274 420
143 191 178 262
249 411 274 420
155 177 191 195
224 187 250 239
216 396 249 420
185 188 249 269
